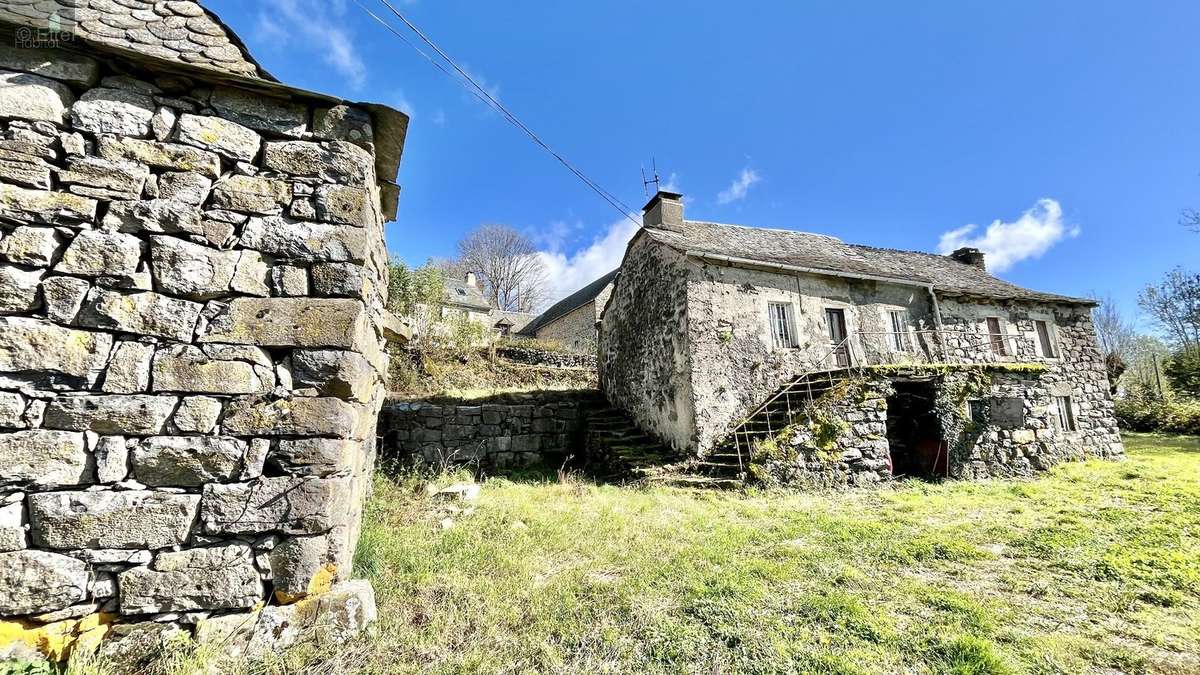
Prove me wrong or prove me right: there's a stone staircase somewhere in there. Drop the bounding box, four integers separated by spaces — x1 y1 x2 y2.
725 370 848 458
583 403 744 489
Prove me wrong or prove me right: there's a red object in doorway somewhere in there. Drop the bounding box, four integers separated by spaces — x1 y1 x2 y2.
915 438 950 477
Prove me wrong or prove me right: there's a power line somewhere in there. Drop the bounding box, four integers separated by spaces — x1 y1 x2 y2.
350 0 641 226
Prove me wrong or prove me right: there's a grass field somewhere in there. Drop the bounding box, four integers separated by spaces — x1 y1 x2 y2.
82 434 1200 674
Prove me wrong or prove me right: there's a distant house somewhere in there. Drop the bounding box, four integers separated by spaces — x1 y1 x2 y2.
492 310 536 337
519 270 618 352
439 272 537 339
599 192 1124 485
442 272 494 327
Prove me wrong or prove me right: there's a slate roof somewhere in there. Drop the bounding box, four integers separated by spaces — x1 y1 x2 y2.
646 220 1094 306
519 269 619 336
0 0 269 79
444 279 493 312
492 311 536 332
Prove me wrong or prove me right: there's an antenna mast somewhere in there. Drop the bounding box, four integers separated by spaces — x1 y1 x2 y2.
641 158 661 196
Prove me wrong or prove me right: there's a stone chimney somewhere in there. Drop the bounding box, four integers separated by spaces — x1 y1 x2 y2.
949 247 986 271
465 271 478 288
642 191 684 232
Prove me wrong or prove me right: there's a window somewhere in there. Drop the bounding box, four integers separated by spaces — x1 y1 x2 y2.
768 302 797 349
967 399 988 424
1034 320 1057 358
986 317 1007 356
888 310 911 351
1055 396 1077 432
990 397 1025 428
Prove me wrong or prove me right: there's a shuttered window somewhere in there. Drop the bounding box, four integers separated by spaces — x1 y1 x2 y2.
889 310 911 351
986 317 1007 355
1056 396 1077 432
1034 320 1057 358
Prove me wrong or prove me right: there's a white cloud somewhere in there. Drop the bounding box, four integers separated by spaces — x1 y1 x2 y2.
536 216 640 308
432 109 447 127
717 168 761 205
256 0 367 89
660 172 681 193
393 91 415 118
937 198 1080 273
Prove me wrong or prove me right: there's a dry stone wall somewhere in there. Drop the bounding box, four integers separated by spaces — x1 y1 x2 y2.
378 391 596 470
0 44 394 657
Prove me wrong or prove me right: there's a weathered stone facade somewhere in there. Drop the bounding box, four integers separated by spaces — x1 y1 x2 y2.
378 391 595 469
520 270 616 353
0 6 406 661
599 193 1124 485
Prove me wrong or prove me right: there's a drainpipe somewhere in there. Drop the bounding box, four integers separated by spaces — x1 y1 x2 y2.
927 285 946 360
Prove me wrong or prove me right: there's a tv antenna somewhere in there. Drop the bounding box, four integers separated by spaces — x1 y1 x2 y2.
641 158 661 196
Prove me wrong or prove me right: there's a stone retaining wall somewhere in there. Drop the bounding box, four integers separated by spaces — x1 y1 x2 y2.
0 40 402 658
378 391 598 469
496 345 597 370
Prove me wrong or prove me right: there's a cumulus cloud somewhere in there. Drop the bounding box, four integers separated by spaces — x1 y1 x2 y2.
660 172 681 193
256 0 367 89
717 168 761 205
392 90 415 118
536 216 640 308
937 198 1080 273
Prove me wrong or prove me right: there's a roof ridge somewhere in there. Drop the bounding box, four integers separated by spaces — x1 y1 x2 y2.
681 219 844 243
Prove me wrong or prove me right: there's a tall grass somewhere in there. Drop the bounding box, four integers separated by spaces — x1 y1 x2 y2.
67 434 1200 674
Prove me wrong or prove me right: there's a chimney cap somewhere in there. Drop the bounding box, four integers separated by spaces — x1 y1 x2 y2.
949 247 987 271
642 190 683 213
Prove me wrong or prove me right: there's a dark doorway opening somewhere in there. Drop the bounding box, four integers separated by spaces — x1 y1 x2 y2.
886 380 947 478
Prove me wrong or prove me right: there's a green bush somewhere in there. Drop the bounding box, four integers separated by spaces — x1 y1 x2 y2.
1114 390 1200 435
1164 348 1200 399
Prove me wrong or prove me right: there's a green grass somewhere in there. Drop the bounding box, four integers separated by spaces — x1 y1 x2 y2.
85 434 1200 674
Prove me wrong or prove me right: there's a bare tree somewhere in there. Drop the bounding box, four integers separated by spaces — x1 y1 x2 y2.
429 256 468 279
457 224 548 312
1182 208 1200 233
1091 293 1136 393
1138 268 1200 352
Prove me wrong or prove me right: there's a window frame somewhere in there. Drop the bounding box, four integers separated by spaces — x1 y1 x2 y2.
1033 319 1058 359
1055 395 1077 432
985 316 1008 356
888 310 911 352
966 399 988 424
767 301 798 350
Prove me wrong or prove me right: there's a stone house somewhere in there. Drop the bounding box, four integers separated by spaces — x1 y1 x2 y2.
442 271 492 323
0 0 405 659
519 269 616 352
599 192 1123 485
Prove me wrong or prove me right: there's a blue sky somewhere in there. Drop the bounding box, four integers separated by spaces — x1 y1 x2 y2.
209 0 1199 321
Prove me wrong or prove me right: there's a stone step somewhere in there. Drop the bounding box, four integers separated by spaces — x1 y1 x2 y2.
644 475 744 490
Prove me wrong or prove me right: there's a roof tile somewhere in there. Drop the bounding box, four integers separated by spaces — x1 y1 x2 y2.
646 220 1091 305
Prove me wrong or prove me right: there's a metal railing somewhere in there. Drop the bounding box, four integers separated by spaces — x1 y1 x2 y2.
724 329 1036 471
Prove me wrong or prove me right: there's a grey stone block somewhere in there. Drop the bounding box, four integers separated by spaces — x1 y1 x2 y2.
131 436 248 487
42 394 177 435
28 490 199 549
0 430 89 488
120 545 262 613
201 476 351 535
0 550 87 616
0 70 73 124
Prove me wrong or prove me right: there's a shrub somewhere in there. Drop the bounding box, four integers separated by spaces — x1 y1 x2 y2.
1164 348 1200 398
1114 389 1200 435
